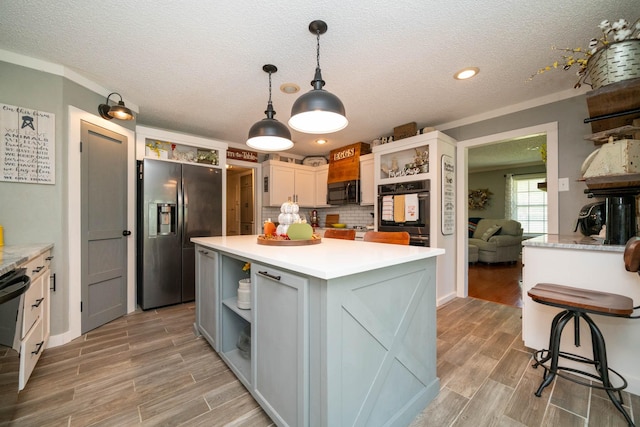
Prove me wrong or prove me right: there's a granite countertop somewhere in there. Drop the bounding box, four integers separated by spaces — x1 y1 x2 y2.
0 244 54 276
192 235 443 280
522 234 625 253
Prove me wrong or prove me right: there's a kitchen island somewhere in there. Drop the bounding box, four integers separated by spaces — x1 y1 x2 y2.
522 235 640 395
192 235 444 427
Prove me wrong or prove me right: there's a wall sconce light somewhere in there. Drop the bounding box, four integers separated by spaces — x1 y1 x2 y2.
247 64 294 152
98 92 134 121
288 20 348 134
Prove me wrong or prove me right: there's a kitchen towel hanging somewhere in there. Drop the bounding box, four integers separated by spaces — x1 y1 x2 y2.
394 194 405 222
405 193 418 222
382 195 394 221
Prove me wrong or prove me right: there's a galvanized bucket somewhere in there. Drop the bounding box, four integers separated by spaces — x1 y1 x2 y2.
587 40 640 89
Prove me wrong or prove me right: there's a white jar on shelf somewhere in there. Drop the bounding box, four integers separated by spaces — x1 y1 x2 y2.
237 278 251 309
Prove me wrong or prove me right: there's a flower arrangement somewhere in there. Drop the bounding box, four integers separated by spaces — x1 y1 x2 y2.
196 149 219 165
468 189 493 210
530 18 640 88
242 262 251 276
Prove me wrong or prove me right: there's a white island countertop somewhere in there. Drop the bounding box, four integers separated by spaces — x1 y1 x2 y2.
192 235 444 280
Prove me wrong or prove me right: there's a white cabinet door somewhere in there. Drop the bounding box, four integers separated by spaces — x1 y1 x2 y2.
195 246 218 350
360 154 374 205
17 249 51 391
294 168 315 207
253 264 308 427
264 161 317 207
269 164 296 207
314 164 330 207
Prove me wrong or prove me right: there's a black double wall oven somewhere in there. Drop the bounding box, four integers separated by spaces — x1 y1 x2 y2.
377 179 430 246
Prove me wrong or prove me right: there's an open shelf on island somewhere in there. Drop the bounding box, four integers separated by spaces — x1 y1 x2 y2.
222 348 251 383
222 297 252 322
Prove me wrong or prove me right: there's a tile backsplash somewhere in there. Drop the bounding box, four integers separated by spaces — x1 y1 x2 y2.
262 205 375 228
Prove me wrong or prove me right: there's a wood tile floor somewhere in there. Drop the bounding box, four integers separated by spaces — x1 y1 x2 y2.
2 299 638 426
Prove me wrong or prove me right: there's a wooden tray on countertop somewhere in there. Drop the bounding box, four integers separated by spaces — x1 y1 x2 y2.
257 235 322 246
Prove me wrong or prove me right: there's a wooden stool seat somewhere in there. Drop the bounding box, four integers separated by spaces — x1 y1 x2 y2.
363 231 410 245
323 228 356 240
528 283 634 316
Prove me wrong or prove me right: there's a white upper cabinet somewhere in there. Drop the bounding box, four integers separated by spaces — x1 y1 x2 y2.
263 160 335 208
314 164 330 207
359 153 374 206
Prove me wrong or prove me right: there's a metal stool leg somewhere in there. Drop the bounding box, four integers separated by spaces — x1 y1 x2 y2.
533 310 569 367
582 314 634 427
534 310 573 396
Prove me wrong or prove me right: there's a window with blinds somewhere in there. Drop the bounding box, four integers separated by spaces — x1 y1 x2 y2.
513 174 547 234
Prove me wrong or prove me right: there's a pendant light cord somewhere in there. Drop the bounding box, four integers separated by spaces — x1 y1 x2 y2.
316 30 321 69
268 70 273 106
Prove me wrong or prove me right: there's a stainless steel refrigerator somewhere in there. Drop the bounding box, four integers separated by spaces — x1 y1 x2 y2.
137 159 223 310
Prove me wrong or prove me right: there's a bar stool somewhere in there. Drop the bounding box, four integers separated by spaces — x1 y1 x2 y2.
363 231 410 245
323 228 356 240
527 237 640 426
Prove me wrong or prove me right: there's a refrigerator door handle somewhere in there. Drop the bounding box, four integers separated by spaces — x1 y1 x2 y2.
178 174 185 246
181 175 188 247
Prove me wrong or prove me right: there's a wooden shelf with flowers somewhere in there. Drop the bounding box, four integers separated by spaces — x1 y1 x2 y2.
530 18 640 90
531 18 640 137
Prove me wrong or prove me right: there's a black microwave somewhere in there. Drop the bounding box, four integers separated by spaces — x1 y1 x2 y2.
327 180 360 205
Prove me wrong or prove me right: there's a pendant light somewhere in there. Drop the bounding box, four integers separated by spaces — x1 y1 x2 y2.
247 64 294 152
288 20 348 134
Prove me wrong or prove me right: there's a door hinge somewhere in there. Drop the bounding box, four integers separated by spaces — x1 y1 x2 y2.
80 141 83 152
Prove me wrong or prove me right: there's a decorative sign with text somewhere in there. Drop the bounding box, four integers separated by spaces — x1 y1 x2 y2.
227 147 258 162
327 142 371 184
441 154 455 235
1 102 55 184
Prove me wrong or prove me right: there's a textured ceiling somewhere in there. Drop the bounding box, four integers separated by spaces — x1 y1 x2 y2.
468 134 546 172
0 1 637 160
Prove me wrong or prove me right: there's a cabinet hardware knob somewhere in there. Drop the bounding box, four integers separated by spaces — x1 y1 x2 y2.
258 270 281 281
198 250 209 254
32 266 44 273
32 298 44 308
122 230 132 236
45 256 54 261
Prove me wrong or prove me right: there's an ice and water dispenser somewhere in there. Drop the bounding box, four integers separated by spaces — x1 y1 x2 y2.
149 203 176 236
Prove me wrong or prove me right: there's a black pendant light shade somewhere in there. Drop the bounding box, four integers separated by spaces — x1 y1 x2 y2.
288 20 348 134
98 92 134 121
247 64 294 151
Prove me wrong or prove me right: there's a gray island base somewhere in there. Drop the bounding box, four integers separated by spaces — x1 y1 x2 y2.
192 235 444 427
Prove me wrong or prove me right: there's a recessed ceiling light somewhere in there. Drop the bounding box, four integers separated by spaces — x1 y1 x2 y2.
454 67 479 80
280 83 300 94
315 138 327 145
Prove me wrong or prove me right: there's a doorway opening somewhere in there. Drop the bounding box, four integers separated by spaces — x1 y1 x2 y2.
455 122 559 305
226 165 256 235
466 136 547 308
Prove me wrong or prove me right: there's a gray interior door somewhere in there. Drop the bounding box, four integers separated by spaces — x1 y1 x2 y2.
81 121 128 333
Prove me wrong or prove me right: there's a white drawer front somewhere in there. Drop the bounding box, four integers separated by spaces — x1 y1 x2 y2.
19 318 44 391
24 254 46 281
21 275 44 339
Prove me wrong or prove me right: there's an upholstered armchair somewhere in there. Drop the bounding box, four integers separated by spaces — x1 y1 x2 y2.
468 219 523 263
